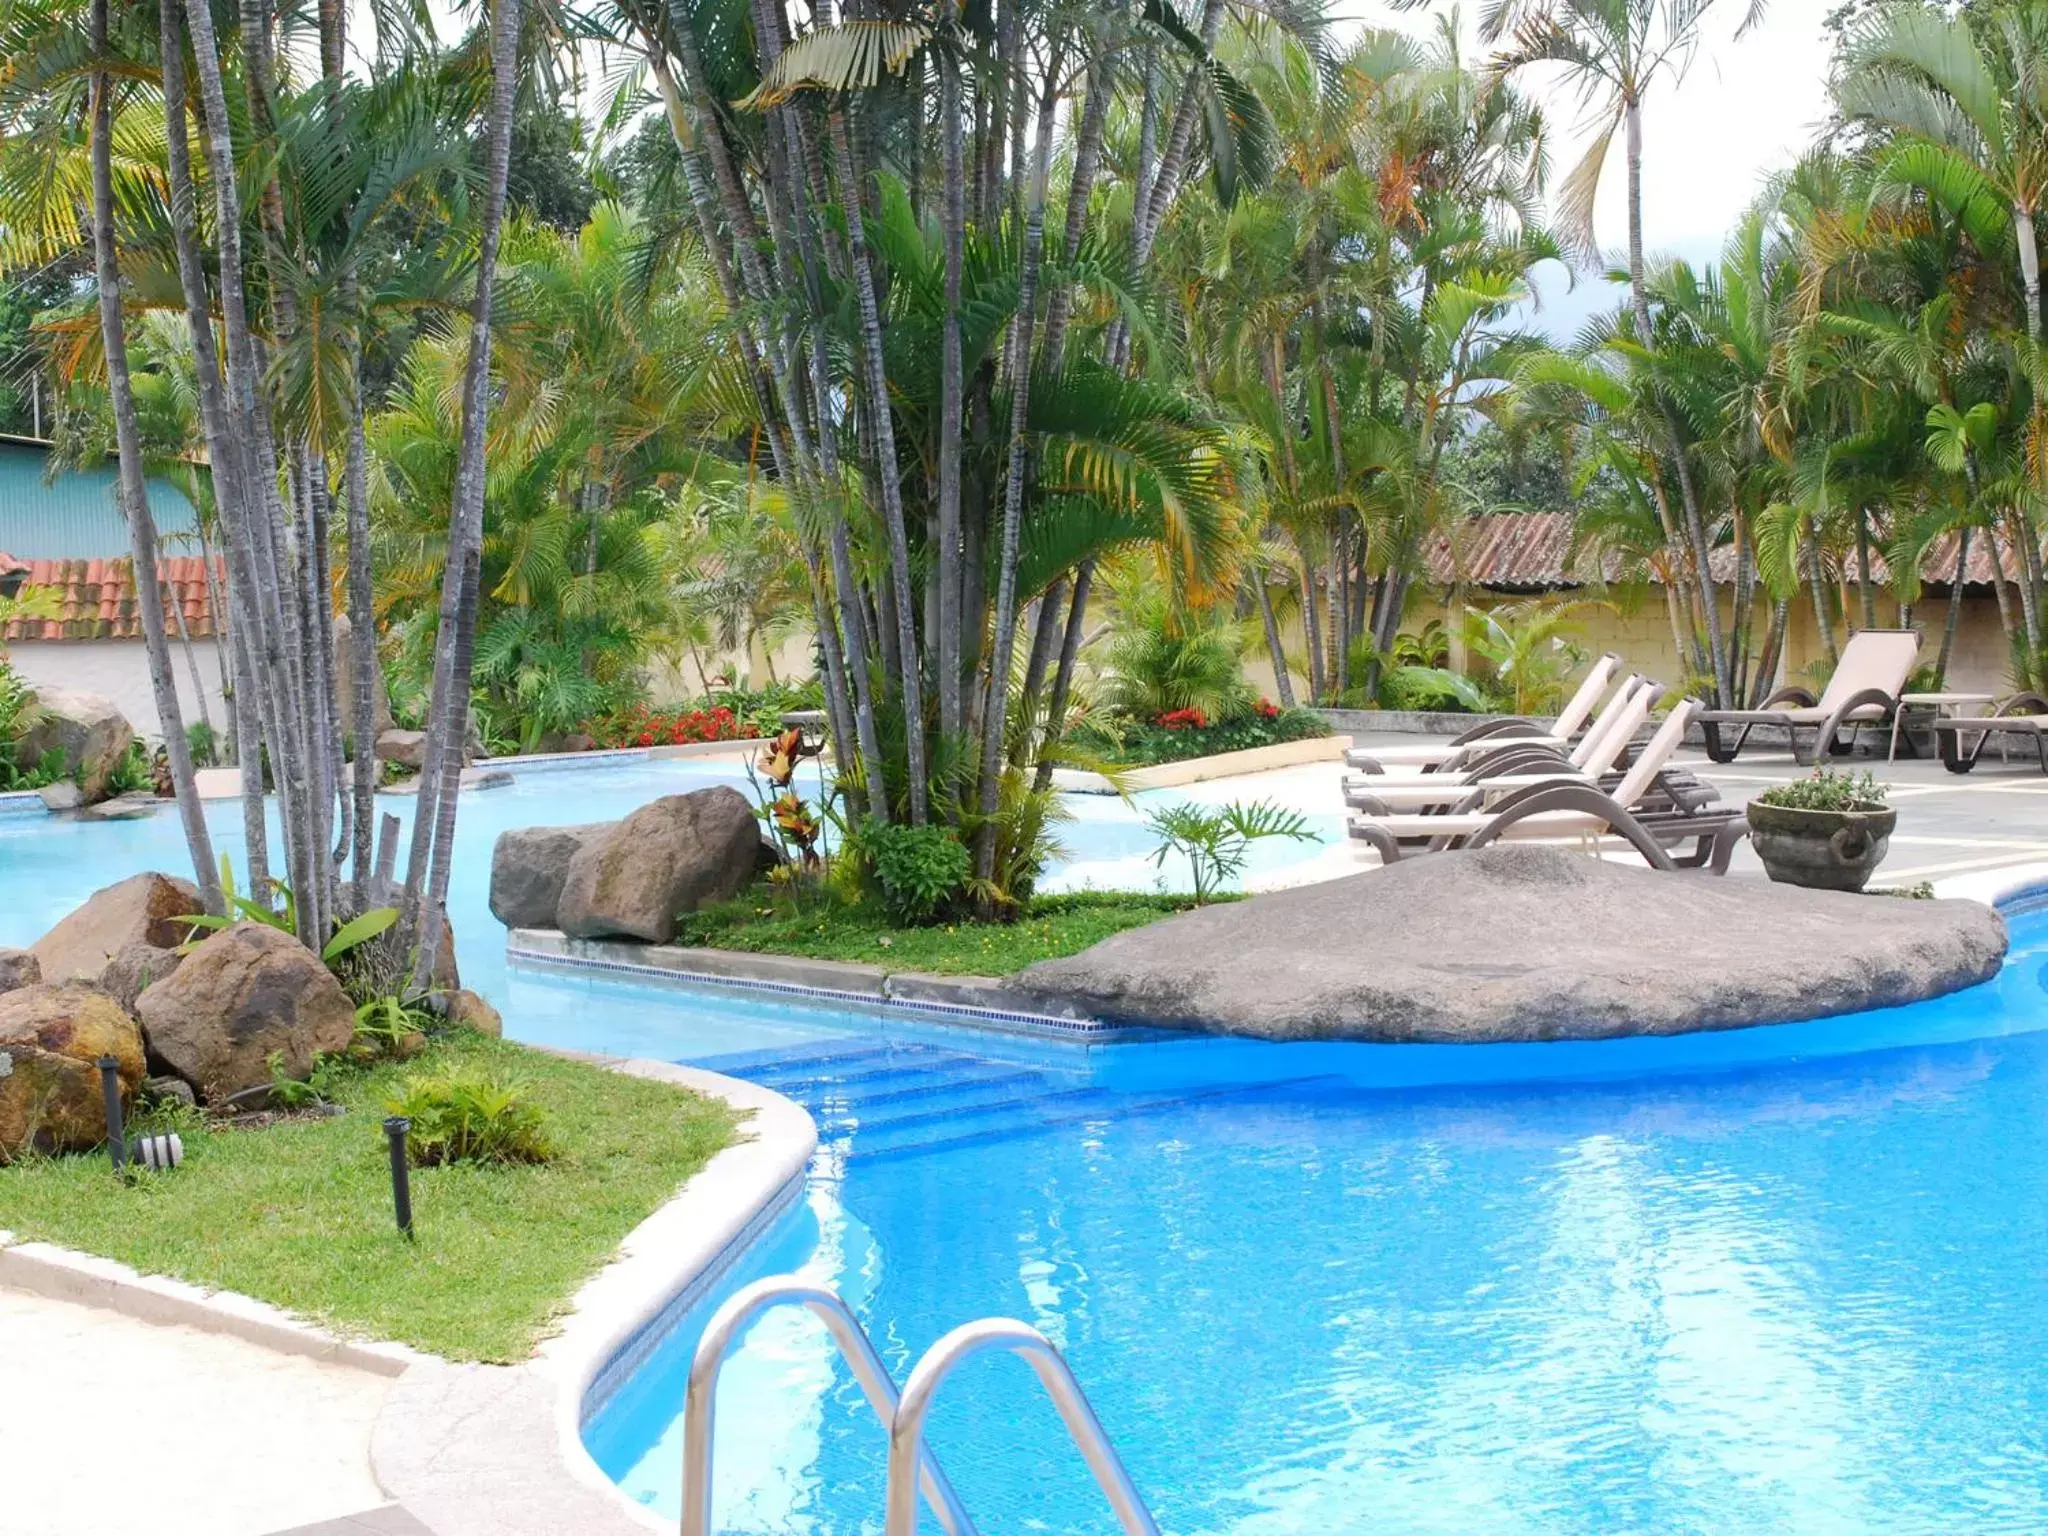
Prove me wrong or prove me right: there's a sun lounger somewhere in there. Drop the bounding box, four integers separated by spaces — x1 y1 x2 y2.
1344 683 1661 813
1696 629 1920 765
1346 658 1630 773
1932 692 2048 773
1347 701 1748 872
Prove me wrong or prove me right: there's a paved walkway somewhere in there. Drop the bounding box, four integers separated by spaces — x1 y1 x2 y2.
0 1286 396 1536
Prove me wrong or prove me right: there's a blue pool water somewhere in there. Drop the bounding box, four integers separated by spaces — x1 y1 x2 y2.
6 761 2048 1533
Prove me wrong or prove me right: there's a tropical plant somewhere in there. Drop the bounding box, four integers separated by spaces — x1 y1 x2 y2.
386 1069 556 1167
1144 798 1316 904
179 857 399 968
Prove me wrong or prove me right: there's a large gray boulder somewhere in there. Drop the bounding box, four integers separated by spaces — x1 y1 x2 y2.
1018 846 2009 1043
14 686 132 802
489 822 611 929
134 923 357 1103
31 872 203 986
557 787 759 943
0 984 144 1161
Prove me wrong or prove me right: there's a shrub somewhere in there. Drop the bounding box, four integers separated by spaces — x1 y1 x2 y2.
1098 592 1255 724
386 1069 555 1167
861 818 972 925
587 702 759 749
1077 705 1328 767
1755 769 1889 813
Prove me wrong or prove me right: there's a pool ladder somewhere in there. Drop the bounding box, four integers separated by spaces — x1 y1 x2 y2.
680 1274 1162 1536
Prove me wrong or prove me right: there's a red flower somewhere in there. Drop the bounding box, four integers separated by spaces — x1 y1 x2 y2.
1256 697 1280 718
1157 707 1209 731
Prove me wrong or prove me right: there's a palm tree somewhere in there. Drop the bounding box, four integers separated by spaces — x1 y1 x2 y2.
1484 0 1769 705
85 0 218 905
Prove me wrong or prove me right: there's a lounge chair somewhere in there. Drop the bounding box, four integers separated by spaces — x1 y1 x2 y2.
1696 629 1920 765
1344 683 1662 813
1347 701 1748 872
1346 657 1629 774
1932 693 2048 773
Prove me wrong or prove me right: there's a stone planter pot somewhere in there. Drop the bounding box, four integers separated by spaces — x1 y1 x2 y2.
1746 800 1897 892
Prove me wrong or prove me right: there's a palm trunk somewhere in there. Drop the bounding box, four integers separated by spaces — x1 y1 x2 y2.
184 0 309 919
167 550 214 744
1856 509 1876 630
973 44 1061 894
1626 96 1728 707
1806 516 1839 666
345 392 377 888
1752 597 1789 705
935 46 967 742
1936 525 1972 686
1255 571 1294 708
90 0 219 909
403 0 521 984
1299 555 1325 700
1032 556 1094 791
831 104 928 823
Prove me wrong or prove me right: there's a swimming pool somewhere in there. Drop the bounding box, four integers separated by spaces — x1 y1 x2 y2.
5 761 2046 1534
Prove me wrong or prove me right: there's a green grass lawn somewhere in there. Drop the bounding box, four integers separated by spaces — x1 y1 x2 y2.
0 1032 738 1362
673 888 1220 975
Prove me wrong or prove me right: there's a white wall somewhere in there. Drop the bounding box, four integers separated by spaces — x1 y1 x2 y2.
8 638 230 743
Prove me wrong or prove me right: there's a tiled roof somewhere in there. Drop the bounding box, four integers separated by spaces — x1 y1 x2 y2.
3 555 225 642
1424 512 2021 591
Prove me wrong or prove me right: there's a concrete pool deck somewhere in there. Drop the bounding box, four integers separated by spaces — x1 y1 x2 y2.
1154 733 2048 890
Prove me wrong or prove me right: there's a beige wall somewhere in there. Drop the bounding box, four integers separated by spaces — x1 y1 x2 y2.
1250 588 2017 705
7 637 229 742
634 584 2023 713
642 632 817 704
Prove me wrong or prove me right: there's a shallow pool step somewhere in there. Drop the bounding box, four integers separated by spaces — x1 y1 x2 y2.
691 1041 942 1084
854 1074 1343 1162
810 1073 1065 1139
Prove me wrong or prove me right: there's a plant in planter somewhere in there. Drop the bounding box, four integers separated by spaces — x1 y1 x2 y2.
1747 770 1896 891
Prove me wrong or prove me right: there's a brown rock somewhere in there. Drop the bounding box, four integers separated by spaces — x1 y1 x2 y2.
134 924 357 1103
13 687 133 803
0 984 144 1161
31 872 203 985
488 822 612 929
556 787 760 943
445 988 502 1038
97 942 183 1015
375 728 426 769
0 949 39 995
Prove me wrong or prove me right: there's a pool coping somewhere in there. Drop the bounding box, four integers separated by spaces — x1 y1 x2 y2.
506 927 1146 1044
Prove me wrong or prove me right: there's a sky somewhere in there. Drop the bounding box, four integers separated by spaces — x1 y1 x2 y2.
1356 0 1840 336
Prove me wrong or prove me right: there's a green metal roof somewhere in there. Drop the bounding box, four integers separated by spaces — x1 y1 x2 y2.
0 439 200 560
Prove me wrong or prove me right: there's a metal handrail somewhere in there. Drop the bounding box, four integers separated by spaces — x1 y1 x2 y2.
680 1275 979 1536
884 1318 1162 1536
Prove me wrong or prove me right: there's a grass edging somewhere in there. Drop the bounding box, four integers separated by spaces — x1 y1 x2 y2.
0 1227 427 1375
0 1035 746 1362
